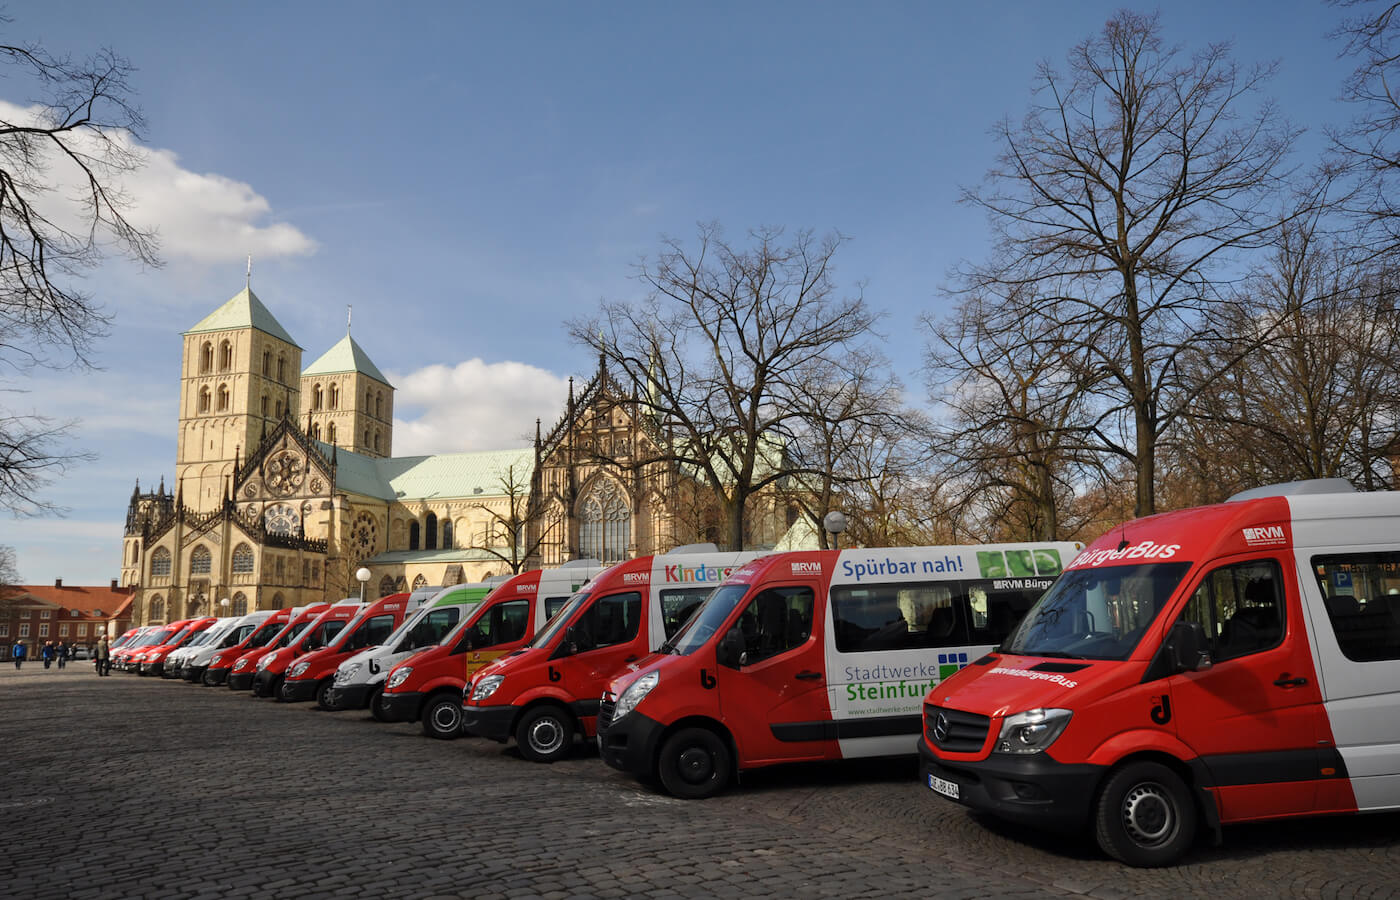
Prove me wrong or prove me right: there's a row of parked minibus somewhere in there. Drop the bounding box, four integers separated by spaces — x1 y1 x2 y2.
108 480 1400 867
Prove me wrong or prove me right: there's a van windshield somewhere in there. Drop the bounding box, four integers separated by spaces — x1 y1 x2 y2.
528 591 590 648
1001 562 1191 660
275 621 310 647
668 584 750 656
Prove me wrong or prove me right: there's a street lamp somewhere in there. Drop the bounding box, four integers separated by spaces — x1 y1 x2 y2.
355 567 372 603
219 598 230 616
823 510 848 551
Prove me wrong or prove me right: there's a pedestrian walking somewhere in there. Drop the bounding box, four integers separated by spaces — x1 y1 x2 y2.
41 641 54 669
55 640 67 669
95 636 110 676
12 640 25 669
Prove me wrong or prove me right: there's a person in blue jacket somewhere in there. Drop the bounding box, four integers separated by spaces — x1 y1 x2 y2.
12 640 26 669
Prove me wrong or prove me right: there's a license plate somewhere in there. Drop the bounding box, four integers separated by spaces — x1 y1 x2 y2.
927 773 959 799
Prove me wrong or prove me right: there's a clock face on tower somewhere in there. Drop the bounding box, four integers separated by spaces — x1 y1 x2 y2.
265 450 305 496
351 511 378 558
265 503 299 535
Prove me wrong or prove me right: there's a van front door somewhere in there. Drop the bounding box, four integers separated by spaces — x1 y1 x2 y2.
1165 554 1328 822
717 583 832 767
550 590 644 737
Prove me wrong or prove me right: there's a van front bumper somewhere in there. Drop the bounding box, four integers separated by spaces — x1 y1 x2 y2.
251 670 280 697
182 665 207 683
461 704 515 742
597 710 665 776
204 667 230 686
324 682 372 710
917 740 1102 831
280 677 319 703
228 671 255 691
378 691 422 723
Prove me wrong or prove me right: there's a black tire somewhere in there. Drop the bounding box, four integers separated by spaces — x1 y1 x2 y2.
369 686 390 722
274 677 294 703
421 693 464 740
315 678 335 710
1094 760 1198 867
515 705 574 763
202 669 219 687
657 727 731 800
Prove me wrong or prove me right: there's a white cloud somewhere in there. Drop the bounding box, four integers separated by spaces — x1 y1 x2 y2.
387 359 571 456
0 99 317 265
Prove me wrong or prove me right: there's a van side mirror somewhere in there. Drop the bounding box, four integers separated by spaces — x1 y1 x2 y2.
1167 621 1213 673
716 627 745 669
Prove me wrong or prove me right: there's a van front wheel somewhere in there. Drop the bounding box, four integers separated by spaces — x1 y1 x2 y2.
515 705 573 763
658 727 730 799
1094 761 1197 867
422 694 463 740
369 686 390 722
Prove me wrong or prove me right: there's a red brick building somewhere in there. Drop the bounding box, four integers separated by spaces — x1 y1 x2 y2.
1 580 134 660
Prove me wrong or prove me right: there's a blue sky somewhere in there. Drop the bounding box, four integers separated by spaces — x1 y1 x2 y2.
0 1 1354 584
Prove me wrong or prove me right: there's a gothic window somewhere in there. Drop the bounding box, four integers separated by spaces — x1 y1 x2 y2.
275 399 283 418
375 392 383 418
378 575 395 598
412 574 428 590
275 556 284 581
363 428 370 447
150 595 165 622
580 480 630 564
198 387 211 413
312 384 322 410
277 354 286 382
311 423 321 440
232 543 254 574
329 383 339 409
351 512 378 560
425 512 438 550
302 560 309 585
262 349 271 376
441 519 453 550
151 548 172 577
272 592 284 608
190 545 212 575
366 388 372 408
200 342 213 373
261 394 269 416
409 521 421 551
231 592 248 616
217 384 230 412
219 339 233 371
328 422 337 444
373 431 380 452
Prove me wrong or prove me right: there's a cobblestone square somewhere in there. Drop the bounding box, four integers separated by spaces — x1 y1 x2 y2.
2 667 1397 899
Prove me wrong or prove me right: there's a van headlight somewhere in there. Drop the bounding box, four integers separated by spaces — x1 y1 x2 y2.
995 708 1072 754
386 667 412 690
256 654 275 671
288 661 310 678
334 663 362 685
611 671 659 721
471 674 504 701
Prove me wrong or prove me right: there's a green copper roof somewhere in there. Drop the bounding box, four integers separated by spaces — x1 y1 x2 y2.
184 287 301 348
321 443 535 503
302 334 392 387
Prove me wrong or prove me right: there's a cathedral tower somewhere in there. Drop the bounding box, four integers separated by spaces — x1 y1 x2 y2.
177 287 303 511
301 332 393 458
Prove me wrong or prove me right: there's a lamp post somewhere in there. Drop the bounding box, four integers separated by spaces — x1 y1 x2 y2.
219 597 230 616
823 510 848 551
355 567 372 603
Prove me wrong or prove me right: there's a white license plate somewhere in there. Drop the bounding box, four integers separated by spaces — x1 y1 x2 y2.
927 773 959 799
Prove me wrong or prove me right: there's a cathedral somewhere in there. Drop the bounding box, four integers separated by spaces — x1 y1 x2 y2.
120 285 807 626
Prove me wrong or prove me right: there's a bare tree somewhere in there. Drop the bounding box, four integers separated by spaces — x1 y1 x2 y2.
0 31 159 516
0 544 20 618
467 464 553 574
1331 1 1400 252
960 11 1299 517
570 224 880 551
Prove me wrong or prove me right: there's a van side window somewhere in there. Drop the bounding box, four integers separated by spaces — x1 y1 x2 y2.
830 580 1043 653
544 596 570 619
1178 560 1285 663
1311 552 1400 662
353 614 396 650
659 587 714 638
575 591 643 649
470 600 530 649
408 608 460 649
736 586 815 664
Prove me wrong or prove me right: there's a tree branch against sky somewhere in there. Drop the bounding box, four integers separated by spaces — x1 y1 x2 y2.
0 29 158 516
957 10 1300 518
570 223 882 551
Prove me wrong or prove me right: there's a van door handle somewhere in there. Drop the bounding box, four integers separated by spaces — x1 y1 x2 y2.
795 670 823 681
1273 675 1308 688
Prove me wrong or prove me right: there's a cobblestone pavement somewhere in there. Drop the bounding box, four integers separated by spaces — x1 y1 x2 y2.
2 665 1398 899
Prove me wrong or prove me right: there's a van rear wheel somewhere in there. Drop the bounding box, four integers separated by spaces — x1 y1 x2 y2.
422 693 464 740
658 727 731 800
515 705 573 763
1094 760 1197 867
